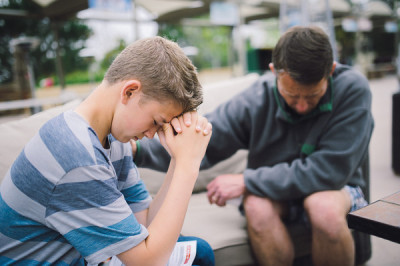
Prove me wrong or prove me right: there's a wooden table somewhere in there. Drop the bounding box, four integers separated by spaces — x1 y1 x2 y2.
347 191 400 244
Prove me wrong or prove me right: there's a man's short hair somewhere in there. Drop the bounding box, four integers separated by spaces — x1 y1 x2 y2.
104 36 202 113
272 26 333 84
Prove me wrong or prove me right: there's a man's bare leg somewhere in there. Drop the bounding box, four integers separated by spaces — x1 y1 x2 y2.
304 190 354 266
244 194 294 266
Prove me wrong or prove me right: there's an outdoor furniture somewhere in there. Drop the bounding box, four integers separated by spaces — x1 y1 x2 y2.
347 191 400 244
0 90 78 113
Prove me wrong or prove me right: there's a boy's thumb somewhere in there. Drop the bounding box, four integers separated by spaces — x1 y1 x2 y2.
162 124 172 136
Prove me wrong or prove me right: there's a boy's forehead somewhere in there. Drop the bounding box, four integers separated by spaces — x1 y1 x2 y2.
157 101 184 122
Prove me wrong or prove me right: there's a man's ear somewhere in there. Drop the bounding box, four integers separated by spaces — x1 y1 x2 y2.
330 61 337 75
121 80 141 104
269 63 275 73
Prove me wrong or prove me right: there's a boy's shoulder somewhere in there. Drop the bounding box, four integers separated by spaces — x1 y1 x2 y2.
36 110 110 171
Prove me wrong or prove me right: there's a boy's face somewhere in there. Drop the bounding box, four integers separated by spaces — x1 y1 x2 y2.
113 92 183 143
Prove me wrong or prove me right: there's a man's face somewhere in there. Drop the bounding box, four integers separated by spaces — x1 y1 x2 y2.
113 92 183 143
276 72 328 115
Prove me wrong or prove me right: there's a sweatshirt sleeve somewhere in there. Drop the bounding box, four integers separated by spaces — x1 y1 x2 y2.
244 72 374 201
134 138 170 172
200 93 252 169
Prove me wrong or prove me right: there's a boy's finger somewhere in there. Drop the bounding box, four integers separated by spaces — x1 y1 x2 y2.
183 112 192 127
170 117 182 133
162 123 173 136
203 122 212 136
192 112 203 132
195 116 211 135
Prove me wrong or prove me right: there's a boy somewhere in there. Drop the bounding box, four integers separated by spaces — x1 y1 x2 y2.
0 37 213 265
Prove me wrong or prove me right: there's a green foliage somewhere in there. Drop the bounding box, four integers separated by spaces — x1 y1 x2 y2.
0 0 92 84
63 69 105 85
335 27 356 65
158 24 185 43
100 39 126 71
45 68 105 86
158 23 231 70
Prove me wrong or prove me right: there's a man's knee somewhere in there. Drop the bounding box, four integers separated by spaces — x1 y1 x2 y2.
304 191 350 240
244 194 282 232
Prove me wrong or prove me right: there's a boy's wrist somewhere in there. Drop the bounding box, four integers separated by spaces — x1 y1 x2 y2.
174 159 200 174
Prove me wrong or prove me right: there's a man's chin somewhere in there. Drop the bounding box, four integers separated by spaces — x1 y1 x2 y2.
297 112 309 115
295 109 312 115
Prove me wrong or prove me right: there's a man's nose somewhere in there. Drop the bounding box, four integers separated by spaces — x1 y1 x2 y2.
296 98 308 113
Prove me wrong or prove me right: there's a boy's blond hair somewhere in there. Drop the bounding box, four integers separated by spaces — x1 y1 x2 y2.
104 36 202 113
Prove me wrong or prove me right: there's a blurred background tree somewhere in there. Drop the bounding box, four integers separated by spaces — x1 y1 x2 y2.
158 21 231 71
0 0 92 85
100 39 126 71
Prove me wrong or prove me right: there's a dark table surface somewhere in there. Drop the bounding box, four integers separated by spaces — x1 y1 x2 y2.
347 191 400 244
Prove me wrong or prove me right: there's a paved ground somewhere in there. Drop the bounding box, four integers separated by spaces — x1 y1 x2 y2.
0 70 399 265
365 75 400 266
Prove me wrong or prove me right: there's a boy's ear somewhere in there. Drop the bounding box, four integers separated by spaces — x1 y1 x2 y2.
121 80 142 104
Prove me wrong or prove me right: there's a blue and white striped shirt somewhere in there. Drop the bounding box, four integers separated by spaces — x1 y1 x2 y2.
0 110 152 265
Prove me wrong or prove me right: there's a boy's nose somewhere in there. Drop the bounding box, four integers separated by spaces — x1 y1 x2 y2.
144 127 157 139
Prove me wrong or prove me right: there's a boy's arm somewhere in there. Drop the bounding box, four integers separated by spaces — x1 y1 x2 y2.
118 112 211 266
145 112 212 225
132 159 175 227
146 158 175 225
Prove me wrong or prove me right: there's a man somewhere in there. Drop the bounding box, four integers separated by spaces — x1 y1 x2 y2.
0 37 214 265
134 26 374 265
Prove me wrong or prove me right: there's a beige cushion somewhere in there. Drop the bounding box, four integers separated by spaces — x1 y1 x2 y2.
182 193 255 266
198 73 259 115
0 99 81 182
182 193 247 249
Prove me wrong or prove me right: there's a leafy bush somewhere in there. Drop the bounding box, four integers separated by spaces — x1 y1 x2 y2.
44 69 105 87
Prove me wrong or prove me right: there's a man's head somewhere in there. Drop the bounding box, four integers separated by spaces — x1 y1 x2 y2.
104 36 202 113
270 26 336 115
